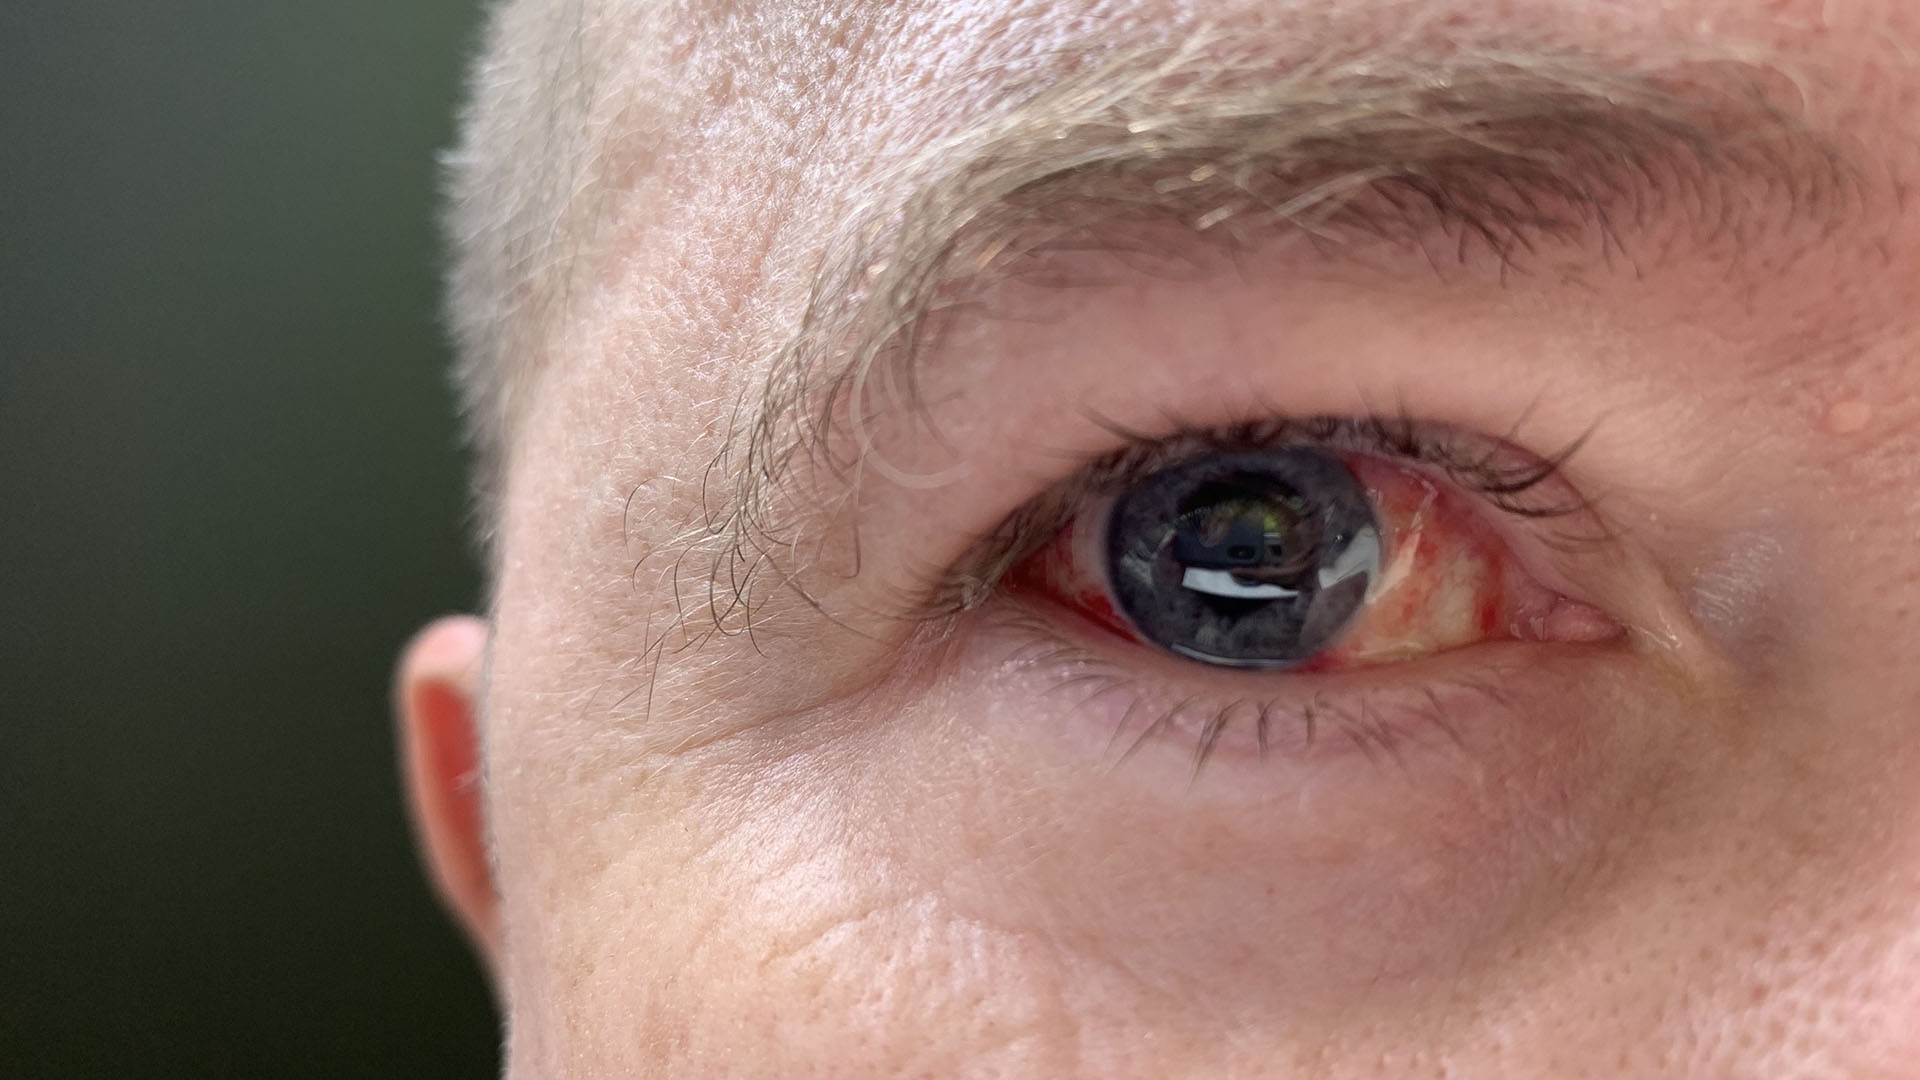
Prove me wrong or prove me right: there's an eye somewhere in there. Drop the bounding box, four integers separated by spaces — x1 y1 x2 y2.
1004 420 1622 674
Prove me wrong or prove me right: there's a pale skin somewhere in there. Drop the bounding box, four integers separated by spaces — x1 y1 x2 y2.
398 0 1920 1076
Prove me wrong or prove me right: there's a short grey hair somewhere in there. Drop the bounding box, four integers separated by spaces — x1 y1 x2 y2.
441 0 609 543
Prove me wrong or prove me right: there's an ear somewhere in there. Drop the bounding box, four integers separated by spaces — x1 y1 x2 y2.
395 615 501 967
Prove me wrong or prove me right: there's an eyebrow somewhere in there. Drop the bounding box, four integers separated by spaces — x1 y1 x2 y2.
706 31 1855 617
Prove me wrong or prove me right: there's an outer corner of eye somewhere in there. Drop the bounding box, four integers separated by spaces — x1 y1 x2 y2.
1004 441 1625 673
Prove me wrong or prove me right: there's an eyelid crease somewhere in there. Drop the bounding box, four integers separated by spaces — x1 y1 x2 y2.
915 411 1600 619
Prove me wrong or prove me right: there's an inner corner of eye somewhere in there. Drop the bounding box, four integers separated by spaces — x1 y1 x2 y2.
1002 442 1622 672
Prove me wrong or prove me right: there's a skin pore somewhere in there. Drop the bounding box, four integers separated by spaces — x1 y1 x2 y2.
398 0 1920 1076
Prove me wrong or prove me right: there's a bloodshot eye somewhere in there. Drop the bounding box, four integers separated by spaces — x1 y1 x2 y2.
1008 433 1626 673
1106 449 1381 668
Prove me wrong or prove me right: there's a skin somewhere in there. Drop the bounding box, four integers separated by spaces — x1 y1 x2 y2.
398 0 1920 1075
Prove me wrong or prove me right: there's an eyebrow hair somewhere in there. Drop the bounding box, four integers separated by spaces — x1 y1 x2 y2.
698 32 1853 629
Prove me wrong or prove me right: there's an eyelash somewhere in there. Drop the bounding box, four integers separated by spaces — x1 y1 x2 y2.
916 411 1604 775
988 605 1531 774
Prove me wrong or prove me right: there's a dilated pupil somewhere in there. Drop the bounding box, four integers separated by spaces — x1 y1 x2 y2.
1173 480 1319 597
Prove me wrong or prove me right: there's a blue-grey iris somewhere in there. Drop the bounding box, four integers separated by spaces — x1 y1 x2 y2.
1104 448 1381 668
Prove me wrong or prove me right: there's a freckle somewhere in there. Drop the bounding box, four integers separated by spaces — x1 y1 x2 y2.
1824 399 1873 435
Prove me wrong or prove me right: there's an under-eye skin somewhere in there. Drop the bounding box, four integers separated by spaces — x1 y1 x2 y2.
942 415 1631 769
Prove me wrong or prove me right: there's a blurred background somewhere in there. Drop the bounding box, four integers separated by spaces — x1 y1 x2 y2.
3 2 499 1075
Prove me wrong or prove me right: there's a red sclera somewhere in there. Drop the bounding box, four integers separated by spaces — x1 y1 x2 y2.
1007 452 1589 672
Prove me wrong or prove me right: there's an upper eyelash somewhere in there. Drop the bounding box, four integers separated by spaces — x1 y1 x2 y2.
919 411 1596 616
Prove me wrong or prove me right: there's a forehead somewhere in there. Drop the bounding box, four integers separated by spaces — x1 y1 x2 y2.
540 0 1913 387
558 0 1913 304
584 0 1914 131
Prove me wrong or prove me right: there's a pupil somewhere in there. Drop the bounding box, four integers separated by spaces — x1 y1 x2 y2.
1171 476 1319 598
1104 449 1381 668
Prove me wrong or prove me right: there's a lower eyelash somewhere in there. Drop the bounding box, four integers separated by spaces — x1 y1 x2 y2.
994 607 1514 777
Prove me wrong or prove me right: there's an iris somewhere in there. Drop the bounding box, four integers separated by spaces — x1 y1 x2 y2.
1104 448 1381 668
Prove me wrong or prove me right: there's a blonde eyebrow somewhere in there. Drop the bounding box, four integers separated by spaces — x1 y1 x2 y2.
698 32 1851 629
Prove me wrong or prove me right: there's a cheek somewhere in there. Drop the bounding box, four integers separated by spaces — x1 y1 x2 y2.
497 740 1122 1076
805 646 1672 1048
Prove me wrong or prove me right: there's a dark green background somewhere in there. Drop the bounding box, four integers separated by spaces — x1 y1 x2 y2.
3 2 500 1075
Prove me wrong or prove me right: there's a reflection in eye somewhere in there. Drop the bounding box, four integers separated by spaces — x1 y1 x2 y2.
1005 419 1622 676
